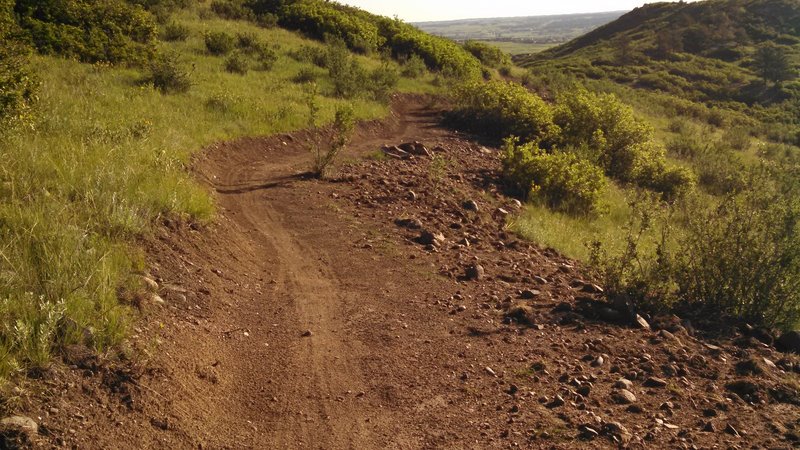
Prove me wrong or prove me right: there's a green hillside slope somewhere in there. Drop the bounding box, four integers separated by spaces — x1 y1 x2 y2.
516 0 799 143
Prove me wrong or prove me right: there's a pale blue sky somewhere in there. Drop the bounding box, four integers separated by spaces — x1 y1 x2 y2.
338 0 697 22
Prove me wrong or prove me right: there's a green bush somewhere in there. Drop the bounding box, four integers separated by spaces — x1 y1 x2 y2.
145 52 192 93
253 43 278 70
463 40 511 68
554 89 655 182
368 63 399 102
675 178 800 329
204 31 236 55
281 1 384 54
162 22 190 42
210 0 255 20
289 45 327 67
292 67 319 84
452 80 558 144
14 0 157 65
401 53 426 78
502 137 606 215
224 52 249 75
0 0 37 128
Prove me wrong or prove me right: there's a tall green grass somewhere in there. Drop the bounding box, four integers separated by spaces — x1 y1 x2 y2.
0 7 439 384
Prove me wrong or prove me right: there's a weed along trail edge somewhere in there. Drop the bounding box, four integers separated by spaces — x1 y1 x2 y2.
24 96 800 449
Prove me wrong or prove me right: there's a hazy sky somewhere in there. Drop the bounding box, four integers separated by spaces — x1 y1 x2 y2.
337 0 695 22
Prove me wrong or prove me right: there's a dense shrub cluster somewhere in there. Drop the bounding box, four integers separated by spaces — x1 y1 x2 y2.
503 137 606 214
324 38 398 101
463 40 511 68
144 52 191 93
453 82 694 202
281 1 383 53
594 168 800 330
14 0 158 65
226 0 481 79
451 80 558 144
205 31 236 55
0 0 36 127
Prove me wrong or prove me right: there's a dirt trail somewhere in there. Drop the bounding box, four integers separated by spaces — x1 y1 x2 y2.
25 96 800 450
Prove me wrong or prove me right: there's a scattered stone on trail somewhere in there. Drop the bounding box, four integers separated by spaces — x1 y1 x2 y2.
494 208 509 218
417 230 445 246
591 355 605 367
381 145 410 159
520 289 540 299
533 275 548 284
505 304 534 325
724 423 741 437
149 293 165 305
579 425 600 439
644 377 668 388
602 421 631 443
599 307 624 323
776 330 800 353
0 416 38 445
612 389 637 404
407 190 417 201
546 394 565 408
577 385 591 397
301 330 313 337
509 199 523 209
394 217 423 229
465 264 485 281
614 378 634 390
140 275 159 292
484 366 497 377
398 141 432 157
581 283 604 294
456 305 467 312
658 330 683 346
634 314 651 330
462 200 479 212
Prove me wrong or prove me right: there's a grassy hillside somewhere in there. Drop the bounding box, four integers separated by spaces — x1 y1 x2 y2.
516 0 799 144
0 0 455 386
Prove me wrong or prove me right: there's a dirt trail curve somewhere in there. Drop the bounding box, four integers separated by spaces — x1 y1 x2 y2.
34 95 799 450
99 97 452 449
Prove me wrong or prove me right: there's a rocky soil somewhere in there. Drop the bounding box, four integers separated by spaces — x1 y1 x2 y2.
2 96 799 449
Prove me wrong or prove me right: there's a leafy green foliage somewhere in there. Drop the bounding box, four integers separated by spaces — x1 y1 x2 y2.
205 31 236 55
162 21 190 42
281 0 383 54
594 169 800 330
503 137 606 215
401 54 426 78
210 0 255 21
451 80 557 144
463 40 511 68
224 52 249 74
752 42 795 84
144 52 191 93
0 0 36 128
14 0 157 64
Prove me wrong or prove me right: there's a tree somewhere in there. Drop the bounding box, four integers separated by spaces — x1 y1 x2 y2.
753 43 794 85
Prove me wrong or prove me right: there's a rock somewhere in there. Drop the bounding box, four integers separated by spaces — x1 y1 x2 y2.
505 304 534 325
634 314 651 330
577 385 591 397
382 145 410 159
395 217 423 229
612 389 637 404
643 377 668 388
485 366 497 377
520 289 540 299
776 330 800 354
0 416 38 445
456 305 467 312
659 330 683 346
734 358 764 376
465 264 485 281
599 307 624 323
726 380 760 402
546 394 565 408
462 200 479 212
614 378 634 390
495 208 509 217
581 283 604 294
301 330 313 337
398 141 431 157
591 356 605 367
724 423 741 437
579 425 599 439
417 230 445 246
603 421 631 443
702 421 715 432
140 275 159 292
533 276 548 284
509 199 523 209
